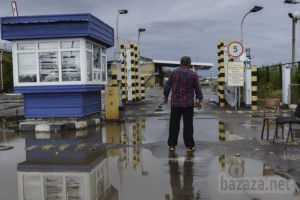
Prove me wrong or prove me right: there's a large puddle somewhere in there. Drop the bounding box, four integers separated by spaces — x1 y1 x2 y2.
102 116 243 144
0 120 299 200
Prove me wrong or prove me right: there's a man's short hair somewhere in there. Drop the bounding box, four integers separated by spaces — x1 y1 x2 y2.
180 56 191 67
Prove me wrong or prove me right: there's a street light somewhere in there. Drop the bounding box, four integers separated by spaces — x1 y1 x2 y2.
288 12 300 68
137 28 146 64
240 6 263 43
137 28 146 50
284 0 300 4
115 9 128 60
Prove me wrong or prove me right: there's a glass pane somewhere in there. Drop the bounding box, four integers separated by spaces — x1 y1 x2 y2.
66 176 84 199
43 176 63 200
61 41 80 49
39 42 58 50
101 55 107 82
17 43 36 50
39 52 59 82
101 47 106 55
18 53 37 82
61 51 81 81
93 45 101 69
86 42 92 50
86 51 93 81
23 175 42 200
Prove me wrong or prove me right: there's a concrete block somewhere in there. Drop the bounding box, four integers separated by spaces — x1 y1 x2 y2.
75 121 87 129
19 123 36 132
35 124 50 132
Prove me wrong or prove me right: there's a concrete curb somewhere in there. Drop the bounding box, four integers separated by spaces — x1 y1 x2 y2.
19 118 101 133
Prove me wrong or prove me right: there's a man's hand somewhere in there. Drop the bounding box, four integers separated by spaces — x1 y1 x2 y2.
163 97 168 104
197 100 202 110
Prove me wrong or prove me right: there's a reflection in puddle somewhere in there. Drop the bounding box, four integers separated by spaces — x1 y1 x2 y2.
203 155 298 200
17 139 299 200
103 117 242 144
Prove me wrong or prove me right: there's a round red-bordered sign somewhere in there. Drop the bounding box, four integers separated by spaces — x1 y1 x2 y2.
227 41 244 58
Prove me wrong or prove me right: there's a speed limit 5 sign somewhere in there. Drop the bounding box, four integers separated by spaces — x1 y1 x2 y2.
227 41 244 58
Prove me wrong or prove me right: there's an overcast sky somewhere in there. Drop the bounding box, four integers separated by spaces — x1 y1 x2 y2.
0 0 299 76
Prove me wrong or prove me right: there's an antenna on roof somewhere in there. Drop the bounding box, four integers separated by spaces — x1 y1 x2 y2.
11 1 19 16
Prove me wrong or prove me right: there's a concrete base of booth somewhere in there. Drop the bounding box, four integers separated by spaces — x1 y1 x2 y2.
14 85 104 118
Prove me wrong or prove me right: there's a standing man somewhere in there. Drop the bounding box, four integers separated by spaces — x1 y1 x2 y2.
163 56 203 152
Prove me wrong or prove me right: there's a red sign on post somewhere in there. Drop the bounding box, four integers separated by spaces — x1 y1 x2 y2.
227 41 244 58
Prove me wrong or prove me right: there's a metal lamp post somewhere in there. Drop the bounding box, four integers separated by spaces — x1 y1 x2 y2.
283 12 300 105
137 28 146 63
241 6 263 43
289 12 300 68
137 28 146 48
115 9 128 60
240 6 263 107
284 0 300 4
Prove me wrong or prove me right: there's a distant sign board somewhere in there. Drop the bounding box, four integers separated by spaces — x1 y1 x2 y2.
228 62 244 86
228 41 244 58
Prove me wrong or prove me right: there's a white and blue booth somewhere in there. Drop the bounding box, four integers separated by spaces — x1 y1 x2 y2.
1 14 114 118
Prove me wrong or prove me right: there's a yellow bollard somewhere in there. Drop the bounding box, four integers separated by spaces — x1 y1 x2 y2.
105 86 119 120
251 66 258 111
217 39 225 107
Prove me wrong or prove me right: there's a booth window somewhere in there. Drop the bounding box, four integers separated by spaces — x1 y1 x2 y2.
86 51 93 81
61 51 81 81
93 44 101 81
61 41 80 49
18 53 37 82
101 55 107 82
39 42 59 50
17 43 36 51
39 52 59 82
15 39 107 85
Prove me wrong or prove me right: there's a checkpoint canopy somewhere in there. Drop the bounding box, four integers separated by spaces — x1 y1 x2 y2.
1 13 114 118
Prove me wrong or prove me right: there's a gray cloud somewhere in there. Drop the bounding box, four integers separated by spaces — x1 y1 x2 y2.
0 0 299 76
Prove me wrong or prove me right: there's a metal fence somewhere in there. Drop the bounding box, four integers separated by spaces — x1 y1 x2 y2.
257 62 300 104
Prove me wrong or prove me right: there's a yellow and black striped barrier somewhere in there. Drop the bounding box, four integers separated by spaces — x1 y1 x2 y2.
251 66 258 111
111 62 118 87
219 155 225 170
140 75 145 101
130 42 136 102
120 43 127 103
217 39 225 107
219 121 226 141
134 43 140 101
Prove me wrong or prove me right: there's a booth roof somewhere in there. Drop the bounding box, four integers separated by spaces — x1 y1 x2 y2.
1 13 114 47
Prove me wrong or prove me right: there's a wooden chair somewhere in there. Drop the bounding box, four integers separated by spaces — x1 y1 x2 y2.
261 98 283 140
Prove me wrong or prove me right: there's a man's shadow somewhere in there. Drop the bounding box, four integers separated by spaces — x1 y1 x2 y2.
165 152 201 200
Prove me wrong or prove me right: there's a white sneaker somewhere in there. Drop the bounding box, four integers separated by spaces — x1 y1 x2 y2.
187 147 196 152
168 146 175 151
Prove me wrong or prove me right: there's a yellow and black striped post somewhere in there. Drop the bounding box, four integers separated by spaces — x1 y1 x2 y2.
111 63 118 87
130 42 136 102
140 74 145 101
134 43 140 101
219 155 225 171
217 40 225 107
219 121 226 141
120 43 127 103
251 66 258 111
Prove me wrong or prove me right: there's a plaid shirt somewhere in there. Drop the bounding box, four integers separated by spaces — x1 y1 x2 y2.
164 67 203 108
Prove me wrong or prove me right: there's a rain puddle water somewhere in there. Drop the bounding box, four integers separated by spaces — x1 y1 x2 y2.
15 146 300 200
0 119 298 200
102 116 243 144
